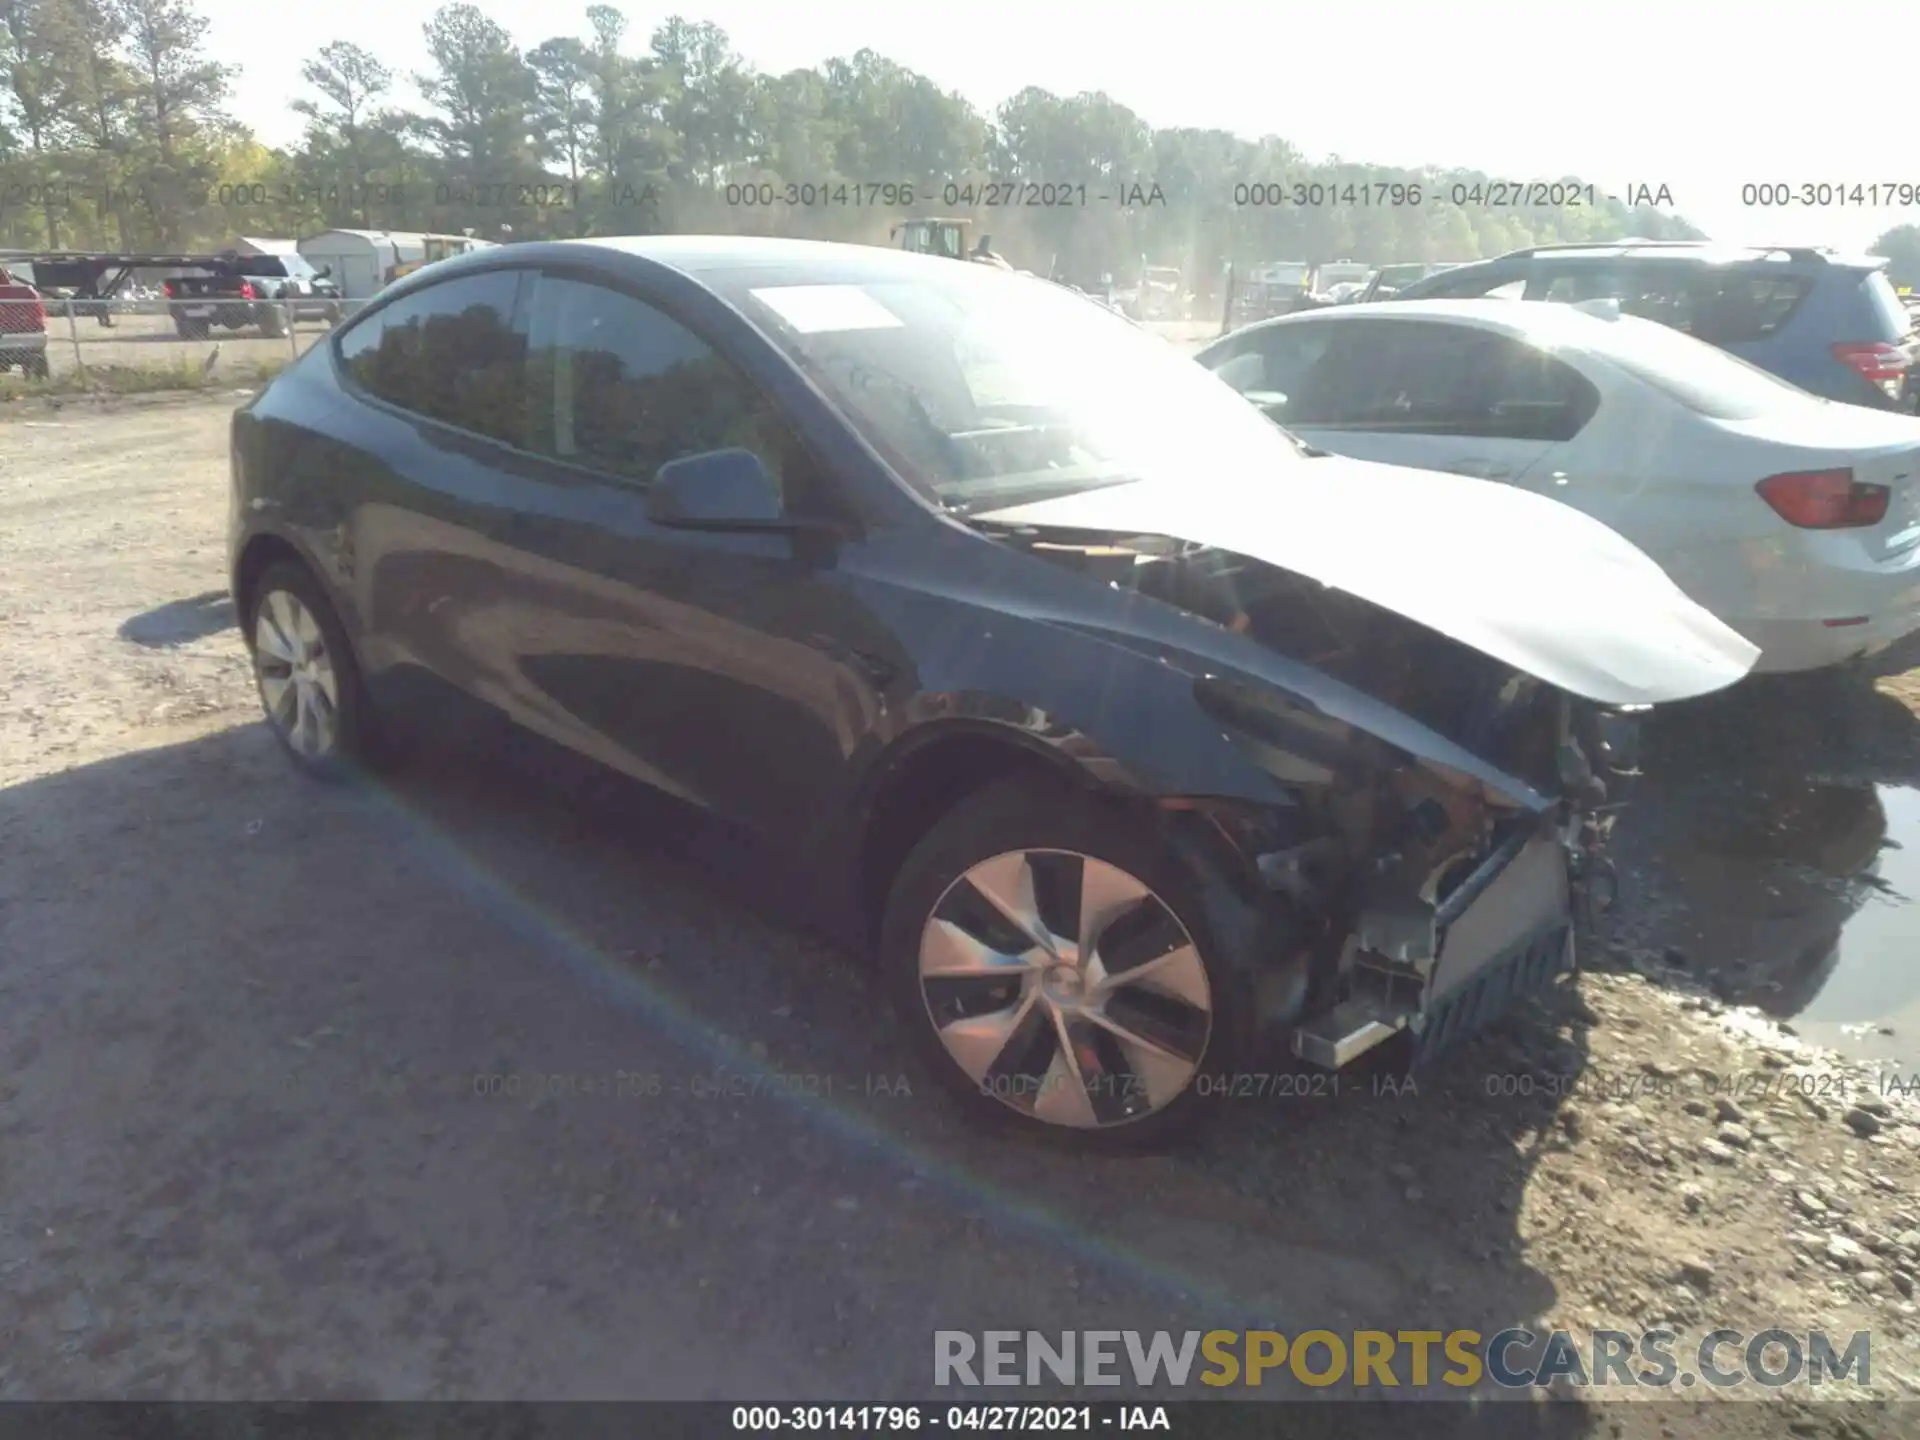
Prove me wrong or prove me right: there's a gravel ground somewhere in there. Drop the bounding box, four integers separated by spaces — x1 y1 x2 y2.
0 393 1916 1435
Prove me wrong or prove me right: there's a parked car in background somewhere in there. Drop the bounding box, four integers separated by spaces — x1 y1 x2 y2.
228 237 1755 1147
1376 242 1919 414
233 252 343 324
0 266 49 377
1311 261 1370 299
1196 299 1920 676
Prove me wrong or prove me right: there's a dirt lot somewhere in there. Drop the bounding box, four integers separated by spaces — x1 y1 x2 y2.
2 393 1917 1434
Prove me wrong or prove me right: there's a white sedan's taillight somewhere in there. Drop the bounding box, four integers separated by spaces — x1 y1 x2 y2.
1756 468 1891 529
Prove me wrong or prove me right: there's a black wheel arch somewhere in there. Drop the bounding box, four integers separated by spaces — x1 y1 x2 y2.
848 715 1289 955
231 528 365 658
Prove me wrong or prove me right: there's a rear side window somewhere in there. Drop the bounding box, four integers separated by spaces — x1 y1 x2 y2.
1594 319 1820 419
1687 272 1812 344
1538 264 1812 344
335 270 531 447
1203 323 1336 399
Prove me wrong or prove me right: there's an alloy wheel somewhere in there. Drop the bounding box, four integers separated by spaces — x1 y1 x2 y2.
253 588 341 760
917 848 1214 1128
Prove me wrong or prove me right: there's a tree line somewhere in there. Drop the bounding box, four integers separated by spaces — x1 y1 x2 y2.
3 0 1910 288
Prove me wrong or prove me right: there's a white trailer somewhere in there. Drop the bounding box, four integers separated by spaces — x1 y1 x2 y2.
297 230 407 300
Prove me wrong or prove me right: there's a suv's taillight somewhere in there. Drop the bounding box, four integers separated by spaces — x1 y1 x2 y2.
163 280 176 297
1756 468 1890 529
239 281 256 300
1832 341 1909 400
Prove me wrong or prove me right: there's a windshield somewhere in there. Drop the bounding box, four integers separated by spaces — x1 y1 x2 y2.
735 268 1306 513
1592 316 1823 420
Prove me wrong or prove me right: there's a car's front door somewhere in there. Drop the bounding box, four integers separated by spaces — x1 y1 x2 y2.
484 268 896 839
1279 319 1591 486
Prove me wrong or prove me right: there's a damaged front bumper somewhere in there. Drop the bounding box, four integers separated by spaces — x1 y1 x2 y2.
1291 812 1583 1070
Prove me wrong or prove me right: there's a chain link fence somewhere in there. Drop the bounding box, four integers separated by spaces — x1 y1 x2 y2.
1 296 373 385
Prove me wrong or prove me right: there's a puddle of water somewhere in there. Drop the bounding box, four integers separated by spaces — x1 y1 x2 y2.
1791 785 1920 1065
1646 777 1920 1071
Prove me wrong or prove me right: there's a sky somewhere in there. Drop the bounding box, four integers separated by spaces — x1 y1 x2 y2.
197 0 1915 254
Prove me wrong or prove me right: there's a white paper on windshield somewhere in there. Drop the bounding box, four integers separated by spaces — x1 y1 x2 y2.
750 285 904 334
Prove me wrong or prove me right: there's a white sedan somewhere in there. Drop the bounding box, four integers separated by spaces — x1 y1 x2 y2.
1195 299 1920 674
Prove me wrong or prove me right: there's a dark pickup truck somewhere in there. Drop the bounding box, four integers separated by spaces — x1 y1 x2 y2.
164 252 342 338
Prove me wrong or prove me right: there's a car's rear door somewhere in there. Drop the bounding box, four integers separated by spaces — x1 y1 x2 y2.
328 266 554 709
1281 318 1584 485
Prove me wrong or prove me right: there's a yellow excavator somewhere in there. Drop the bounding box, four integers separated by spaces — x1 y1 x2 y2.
890 218 1014 269
382 234 491 288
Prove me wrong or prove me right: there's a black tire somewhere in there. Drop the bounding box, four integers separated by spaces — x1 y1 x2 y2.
243 559 383 781
24 355 48 380
879 778 1264 1151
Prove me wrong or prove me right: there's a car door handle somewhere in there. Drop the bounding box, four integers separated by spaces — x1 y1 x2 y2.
1445 459 1511 480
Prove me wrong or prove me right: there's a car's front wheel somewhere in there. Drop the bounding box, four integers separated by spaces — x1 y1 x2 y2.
881 780 1260 1150
245 560 377 779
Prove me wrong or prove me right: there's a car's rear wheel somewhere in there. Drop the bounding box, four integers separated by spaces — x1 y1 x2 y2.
880 780 1259 1150
246 560 377 780
24 355 47 380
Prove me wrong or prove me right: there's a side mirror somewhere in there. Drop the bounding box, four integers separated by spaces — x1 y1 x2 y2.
645 448 787 530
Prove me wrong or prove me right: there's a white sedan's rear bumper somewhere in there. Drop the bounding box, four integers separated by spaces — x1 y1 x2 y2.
1740 608 1920 672
1715 524 1920 674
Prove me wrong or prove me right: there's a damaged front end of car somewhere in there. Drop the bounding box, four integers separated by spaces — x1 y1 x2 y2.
1004 529 1659 1073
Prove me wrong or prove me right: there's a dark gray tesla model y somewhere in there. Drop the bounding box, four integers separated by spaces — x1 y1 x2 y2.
228 235 1758 1148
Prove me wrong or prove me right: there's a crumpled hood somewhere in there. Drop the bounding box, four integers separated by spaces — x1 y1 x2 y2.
974 458 1761 706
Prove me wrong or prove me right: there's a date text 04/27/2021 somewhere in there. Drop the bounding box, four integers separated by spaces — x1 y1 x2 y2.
728 1405 1171 1432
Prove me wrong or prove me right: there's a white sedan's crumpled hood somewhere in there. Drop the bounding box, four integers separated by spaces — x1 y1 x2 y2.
975 458 1761 706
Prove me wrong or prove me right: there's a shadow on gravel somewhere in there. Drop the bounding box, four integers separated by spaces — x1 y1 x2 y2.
118 589 235 648
0 704 1612 1419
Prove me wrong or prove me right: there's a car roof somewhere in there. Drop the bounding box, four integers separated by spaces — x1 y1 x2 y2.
1445 241 1886 272
560 233 966 283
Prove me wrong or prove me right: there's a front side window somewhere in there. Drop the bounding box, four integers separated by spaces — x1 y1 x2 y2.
334 269 530 447
521 274 790 491
1201 324 1336 403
